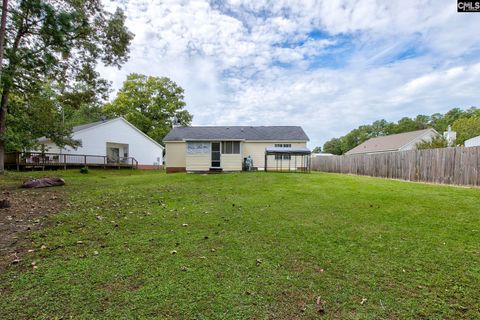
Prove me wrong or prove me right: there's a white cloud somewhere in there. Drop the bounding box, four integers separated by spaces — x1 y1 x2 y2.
100 0 480 148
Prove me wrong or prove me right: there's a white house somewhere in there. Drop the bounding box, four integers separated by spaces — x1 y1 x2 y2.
465 135 480 147
38 117 164 169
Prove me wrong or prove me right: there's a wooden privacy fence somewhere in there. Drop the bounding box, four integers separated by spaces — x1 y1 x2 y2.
311 147 480 187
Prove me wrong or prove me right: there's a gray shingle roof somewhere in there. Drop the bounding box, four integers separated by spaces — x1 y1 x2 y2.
345 128 438 155
163 126 309 142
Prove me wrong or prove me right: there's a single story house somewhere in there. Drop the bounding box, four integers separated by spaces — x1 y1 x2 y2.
162 126 309 173
465 135 480 147
38 117 164 169
345 128 439 155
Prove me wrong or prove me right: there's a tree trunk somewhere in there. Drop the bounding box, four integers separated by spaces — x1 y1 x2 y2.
0 0 8 173
0 0 7 67
0 86 9 172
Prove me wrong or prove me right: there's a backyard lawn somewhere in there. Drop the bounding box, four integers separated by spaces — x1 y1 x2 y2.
0 170 479 319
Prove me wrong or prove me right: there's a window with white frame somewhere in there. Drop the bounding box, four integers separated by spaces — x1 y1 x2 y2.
274 143 291 160
222 141 240 154
187 142 210 154
275 154 291 160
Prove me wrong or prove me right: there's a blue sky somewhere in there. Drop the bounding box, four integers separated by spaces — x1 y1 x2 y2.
100 0 480 148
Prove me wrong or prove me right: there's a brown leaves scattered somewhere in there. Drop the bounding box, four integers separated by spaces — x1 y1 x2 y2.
0 187 66 271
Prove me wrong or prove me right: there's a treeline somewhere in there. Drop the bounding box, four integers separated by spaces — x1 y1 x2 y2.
6 73 192 152
323 107 480 155
0 0 192 172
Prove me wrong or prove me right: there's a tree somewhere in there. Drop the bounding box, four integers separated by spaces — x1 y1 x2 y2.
5 83 89 152
323 107 480 155
312 146 322 153
103 74 193 143
370 119 395 137
0 0 7 76
452 117 480 145
416 136 448 150
393 116 427 133
323 138 343 155
0 0 134 172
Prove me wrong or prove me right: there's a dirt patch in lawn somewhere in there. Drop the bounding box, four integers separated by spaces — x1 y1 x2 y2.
0 186 66 271
268 289 326 319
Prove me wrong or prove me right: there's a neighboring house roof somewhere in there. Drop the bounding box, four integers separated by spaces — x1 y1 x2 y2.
345 128 438 155
163 126 309 142
312 153 334 156
465 135 480 147
38 117 164 149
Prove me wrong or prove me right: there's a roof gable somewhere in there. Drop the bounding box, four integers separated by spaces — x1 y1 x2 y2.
163 126 309 142
345 129 438 155
72 117 164 149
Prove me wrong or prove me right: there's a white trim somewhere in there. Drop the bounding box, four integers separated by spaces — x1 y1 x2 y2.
73 117 164 150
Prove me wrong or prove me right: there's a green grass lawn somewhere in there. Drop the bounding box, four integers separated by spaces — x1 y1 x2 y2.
1 170 479 319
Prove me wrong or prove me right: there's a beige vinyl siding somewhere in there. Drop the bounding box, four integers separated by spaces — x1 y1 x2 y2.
166 140 308 172
242 141 307 169
165 142 186 167
186 154 210 171
221 154 242 171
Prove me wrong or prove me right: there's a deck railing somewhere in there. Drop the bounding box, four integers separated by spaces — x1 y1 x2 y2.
5 152 138 169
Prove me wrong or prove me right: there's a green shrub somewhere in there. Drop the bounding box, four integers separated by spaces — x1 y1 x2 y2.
80 166 89 174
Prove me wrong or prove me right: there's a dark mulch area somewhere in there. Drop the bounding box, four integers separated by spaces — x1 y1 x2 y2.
0 185 66 271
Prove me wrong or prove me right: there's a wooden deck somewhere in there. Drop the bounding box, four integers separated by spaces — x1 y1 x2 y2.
5 152 138 170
